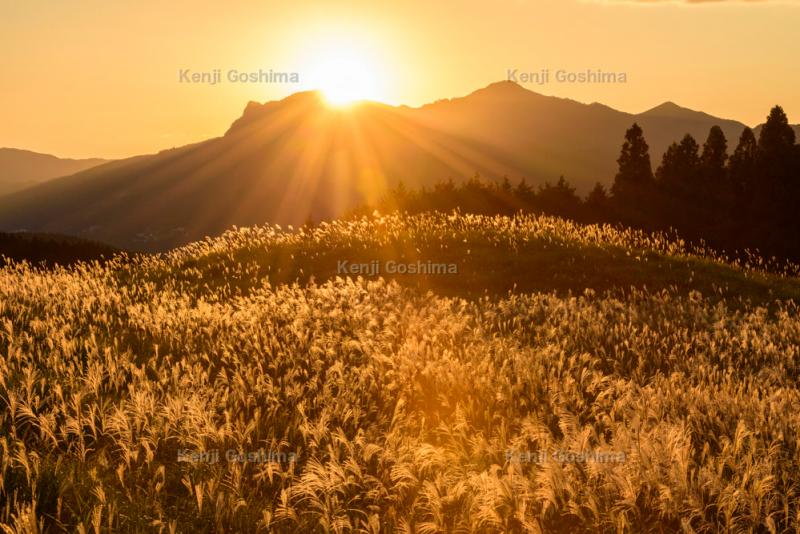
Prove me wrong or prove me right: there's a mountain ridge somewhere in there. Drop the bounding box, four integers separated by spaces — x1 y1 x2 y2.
0 82 791 251
0 148 109 196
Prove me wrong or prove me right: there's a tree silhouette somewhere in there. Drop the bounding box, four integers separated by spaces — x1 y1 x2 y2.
611 123 657 228
728 127 757 214
654 134 701 235
585 182 611 222
657 134 700 196
499 176 513 194
536 176 581 219
514 178 535 205
612 123 654 202
758 106 796 159
586 182 608 206
700 126 728 200
753 106 797 228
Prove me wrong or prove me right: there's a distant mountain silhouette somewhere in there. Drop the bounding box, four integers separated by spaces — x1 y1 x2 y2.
640 101 724 121
0 82 777 251
0 148 108 196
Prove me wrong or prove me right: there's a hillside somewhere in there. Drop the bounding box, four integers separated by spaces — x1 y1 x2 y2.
0 148 107 196
0 82 755 251
1 212 800 532
162 212 800 305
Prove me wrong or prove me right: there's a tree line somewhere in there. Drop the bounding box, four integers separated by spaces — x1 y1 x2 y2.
0 232 120 266
372 105 800 262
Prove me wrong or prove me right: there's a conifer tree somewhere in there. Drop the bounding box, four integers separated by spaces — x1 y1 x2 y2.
612 123 654 202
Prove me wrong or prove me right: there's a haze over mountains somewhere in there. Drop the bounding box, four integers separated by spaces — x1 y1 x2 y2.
0 81 795 251
0 148 107 196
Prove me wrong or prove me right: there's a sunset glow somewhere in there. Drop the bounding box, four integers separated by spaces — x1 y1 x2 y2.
2 1 799 158
3 1 800 531
309 49 383 106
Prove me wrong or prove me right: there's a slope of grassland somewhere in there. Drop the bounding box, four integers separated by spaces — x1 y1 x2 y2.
1 212 800 532
163 212 800 305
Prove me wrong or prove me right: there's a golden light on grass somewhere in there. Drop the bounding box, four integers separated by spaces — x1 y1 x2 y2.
3 212 800 531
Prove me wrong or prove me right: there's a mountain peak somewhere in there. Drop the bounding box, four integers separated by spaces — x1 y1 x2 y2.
468 80 540 100
644 101 688 114
637 101 747 133
483 80 529 93
227 90 325 135
241 90 323 115
641 101 706 120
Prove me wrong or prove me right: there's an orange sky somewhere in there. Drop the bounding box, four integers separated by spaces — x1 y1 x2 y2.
1 0 798 159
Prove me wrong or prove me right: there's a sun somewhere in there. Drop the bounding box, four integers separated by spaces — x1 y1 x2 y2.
307 47 384 107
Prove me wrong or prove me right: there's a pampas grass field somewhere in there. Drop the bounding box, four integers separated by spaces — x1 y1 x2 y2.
2 213 799 532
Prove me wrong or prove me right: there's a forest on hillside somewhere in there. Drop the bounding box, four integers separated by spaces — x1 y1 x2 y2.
369 105 800 264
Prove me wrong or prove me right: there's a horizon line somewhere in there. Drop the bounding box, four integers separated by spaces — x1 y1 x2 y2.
3 80 792 161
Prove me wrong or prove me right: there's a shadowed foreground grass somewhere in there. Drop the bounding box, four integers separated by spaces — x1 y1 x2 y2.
166 212 800 306
1 212 799 532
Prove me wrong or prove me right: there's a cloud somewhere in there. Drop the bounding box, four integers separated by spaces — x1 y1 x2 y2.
599 0 797 3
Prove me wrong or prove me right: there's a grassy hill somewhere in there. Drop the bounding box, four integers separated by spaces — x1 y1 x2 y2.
159 211 800 306
1 212 799 532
